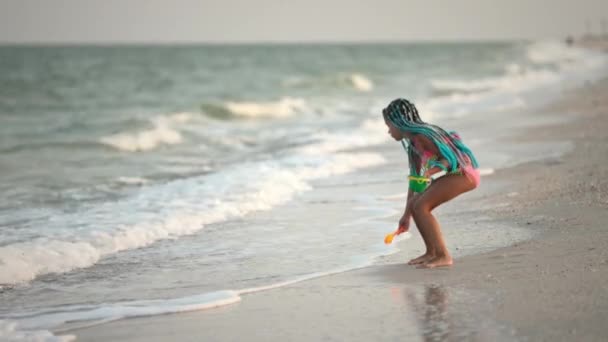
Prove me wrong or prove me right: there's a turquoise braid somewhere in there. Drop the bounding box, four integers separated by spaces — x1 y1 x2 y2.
383 99 478 176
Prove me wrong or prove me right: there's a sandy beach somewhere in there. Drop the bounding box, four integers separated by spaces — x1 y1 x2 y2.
55 71 608 341
4 1 608 340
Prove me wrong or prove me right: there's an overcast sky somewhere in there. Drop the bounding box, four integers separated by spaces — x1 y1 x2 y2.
1 0 607 43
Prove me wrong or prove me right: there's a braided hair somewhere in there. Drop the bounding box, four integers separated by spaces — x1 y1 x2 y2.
382 98 479 177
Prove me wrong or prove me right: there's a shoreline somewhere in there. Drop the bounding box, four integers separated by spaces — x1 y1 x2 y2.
62 78 608 341
378 76 608 340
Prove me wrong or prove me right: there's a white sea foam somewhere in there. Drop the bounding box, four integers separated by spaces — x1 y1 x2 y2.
430 79 495 94
99 112 194 152
424 66 558 117
116 177 149 185
478 168 495 176
3 292 240 340
224 97 307 118
349 73 374 92
282 72 373 92
0 320 74 342
432 40 606 96
0 117 390 286
420 92 526 119
526 40 591 65
0 150 385 285
298 118 388 154
100 124 181 152
430 66 561 96
9 245 401 338
12 291 241 332
426 40 608 118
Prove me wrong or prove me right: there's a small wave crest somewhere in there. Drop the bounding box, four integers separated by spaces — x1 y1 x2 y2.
0 151 385 286
298 118 388 154
202 97 307 119
116 177 150 185
348 73 374 92
430 79 497 96
429 64 560 99
283 72 374 92
425 39 608 118
526 40 592 65
99 112 193 152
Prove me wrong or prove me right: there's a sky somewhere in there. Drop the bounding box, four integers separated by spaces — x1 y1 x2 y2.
1 0 607 43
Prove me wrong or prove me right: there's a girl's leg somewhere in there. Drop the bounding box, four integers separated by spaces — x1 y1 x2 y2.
411 174 477 268
407 195 434 265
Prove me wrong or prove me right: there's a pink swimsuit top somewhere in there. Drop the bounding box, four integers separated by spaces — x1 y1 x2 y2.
411 135 480 186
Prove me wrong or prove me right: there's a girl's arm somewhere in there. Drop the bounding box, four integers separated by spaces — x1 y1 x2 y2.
401 148 422 231
399 187 416 232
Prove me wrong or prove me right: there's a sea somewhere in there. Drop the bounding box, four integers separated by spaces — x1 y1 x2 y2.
1 40 607 340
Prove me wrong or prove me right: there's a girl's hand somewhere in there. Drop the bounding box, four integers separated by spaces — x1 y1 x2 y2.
398 213 410 233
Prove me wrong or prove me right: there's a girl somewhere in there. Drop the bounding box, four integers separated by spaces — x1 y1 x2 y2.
382 98 480 268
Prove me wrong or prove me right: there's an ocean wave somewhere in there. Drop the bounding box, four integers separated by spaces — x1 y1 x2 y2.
526 39 593 65
1 118 391 287
202 97 307 119
420 89 527 119
348 73 374 92
429 65 560 98
0 150 385 286
115 177 150 185
283 72 374 92
297 118 389 154
9 245 402 339
99 112 193 152
429 78 503 97
425 40 608 118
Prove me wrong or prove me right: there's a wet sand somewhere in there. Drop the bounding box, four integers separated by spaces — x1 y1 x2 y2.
61 78 608 341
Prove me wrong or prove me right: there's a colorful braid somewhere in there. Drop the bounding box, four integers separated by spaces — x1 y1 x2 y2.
383 98 479 177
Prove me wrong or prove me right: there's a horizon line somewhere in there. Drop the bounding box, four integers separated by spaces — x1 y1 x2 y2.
0 37 551 47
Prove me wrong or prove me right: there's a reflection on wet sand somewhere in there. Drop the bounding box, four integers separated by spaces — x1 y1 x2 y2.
406 285 451 342
399 284 511 342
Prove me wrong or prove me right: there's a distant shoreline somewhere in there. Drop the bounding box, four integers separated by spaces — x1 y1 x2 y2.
567 33 608 51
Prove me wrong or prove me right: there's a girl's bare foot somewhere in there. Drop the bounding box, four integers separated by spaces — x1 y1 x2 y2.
407 253 435 265
417 255 453 269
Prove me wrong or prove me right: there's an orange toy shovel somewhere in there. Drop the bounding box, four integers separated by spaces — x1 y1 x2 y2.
384 229 404 244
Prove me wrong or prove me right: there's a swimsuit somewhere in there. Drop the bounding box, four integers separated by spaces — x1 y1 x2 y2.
410 135 480 187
